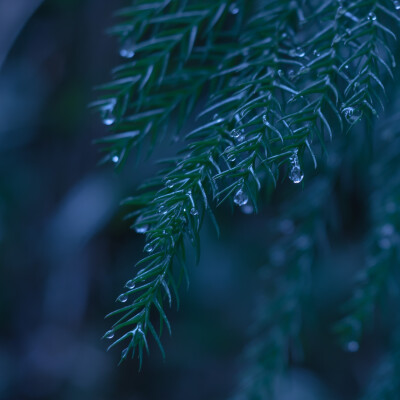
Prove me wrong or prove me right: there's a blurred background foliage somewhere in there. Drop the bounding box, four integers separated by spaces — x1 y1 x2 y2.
1 1 400 400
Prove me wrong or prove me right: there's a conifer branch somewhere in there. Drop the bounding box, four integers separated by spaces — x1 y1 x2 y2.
91 0 243 166
99 0 400 365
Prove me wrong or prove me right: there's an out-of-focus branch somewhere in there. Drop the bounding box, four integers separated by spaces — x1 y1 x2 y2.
0 0 43 70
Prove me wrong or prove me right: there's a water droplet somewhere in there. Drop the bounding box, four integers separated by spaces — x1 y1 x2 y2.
112 155 119 163
289 166 304 184
227 153 236 162
120 38 135 58
166 180 174 189
230 128 241 139
234 189 249 206
229 3 239 14
346 341 359 353
144 243 154 253
313 49 320 57
125 280 135 289
289 47 305 58
241 204 254 214
105 330 114 339
394 0 400 10
190 208 199 216
277 69 284 77
102 105 116 126
117 293 128 303
342 106 361 124
213 113 219 120
281 32 288 39
344 64 349 70
262 114 269 126
288 149 304 184
368 12 376 21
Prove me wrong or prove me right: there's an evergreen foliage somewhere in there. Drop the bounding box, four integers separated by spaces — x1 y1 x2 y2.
94 0 400 395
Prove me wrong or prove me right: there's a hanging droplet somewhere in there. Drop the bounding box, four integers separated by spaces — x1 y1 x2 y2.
289 165 304 184
112 155 119 164
228 153 236 162
125 280 135 289
313 49 320 57
345 341 359 353
342 106 362 124
166 180 174 189
105 330 114 339
234 189 249 206
120 38 135 59
229 3 239 14
289 46 305 58
102 106 116 126
190 208 199 216
117 293 128 303
144 243 154 253
394 0 400 10
288 149 304 184
367 12 376 21
241 204 254 214
230 128 241 139
135 224 149 234
262 114 269 126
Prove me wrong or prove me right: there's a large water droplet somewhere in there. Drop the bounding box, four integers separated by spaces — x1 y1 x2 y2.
394 0 400 10
117 293 128 303
288 149 304 184
125 280 135 289
112 155 119 164
105 330 114 339
368 12 376 21
120 38 135 58
234 189 249 206
289 165 304 184
190 208 199 216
